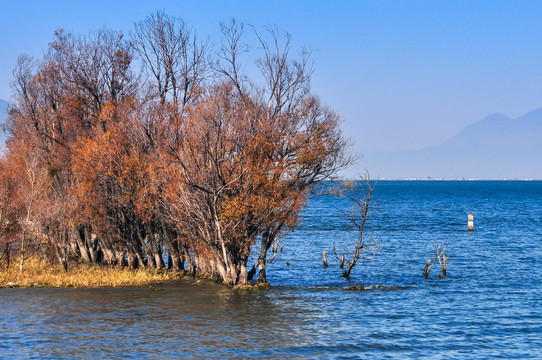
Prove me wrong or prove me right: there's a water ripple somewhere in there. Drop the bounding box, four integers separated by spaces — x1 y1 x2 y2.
1 181 542 359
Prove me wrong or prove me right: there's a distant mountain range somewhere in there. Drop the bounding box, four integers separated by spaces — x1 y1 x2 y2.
364 108 542 180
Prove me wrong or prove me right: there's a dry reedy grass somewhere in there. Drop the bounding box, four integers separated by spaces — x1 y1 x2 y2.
0 257 184 288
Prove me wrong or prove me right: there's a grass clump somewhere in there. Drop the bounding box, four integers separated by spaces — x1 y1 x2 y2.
0 257 184 288
233 282 271 290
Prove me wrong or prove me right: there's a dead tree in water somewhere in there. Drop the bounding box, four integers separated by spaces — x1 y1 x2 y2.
437 240 449 277
423 239 449 278
338 173 381 279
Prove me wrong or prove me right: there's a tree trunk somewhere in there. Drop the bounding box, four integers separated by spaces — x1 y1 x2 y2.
85 227 97 263
237 256 249 285
342 262 354 279
166 240 185 272
238 266 248 285
160 222 180 271
322 251 329 268
4 243 10 268
147 225 165 270
167 253 173 270
114 249 126 267
247 263 257 281
177 245 185 271
98 238 115 265
185 253 196 275
68 236 79 257
135 251 145 269
103 248 115 265
209 249 237 285
171 252 184 272
216 261 232 285
257 258 267 284
154 253 164 270
137 228 155 269
127 252 138 269
61 258 68 272
54 241 69 272
257 230 273 284
76 227 91 262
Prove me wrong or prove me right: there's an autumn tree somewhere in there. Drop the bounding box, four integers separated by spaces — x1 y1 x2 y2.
6 28 138 270
0 158 22 268
1 15 351 286
217 22 351 284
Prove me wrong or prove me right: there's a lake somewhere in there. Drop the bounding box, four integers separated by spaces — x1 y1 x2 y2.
1 181 541 359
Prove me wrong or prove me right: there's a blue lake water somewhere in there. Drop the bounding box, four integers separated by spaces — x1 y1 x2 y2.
1 181 541 359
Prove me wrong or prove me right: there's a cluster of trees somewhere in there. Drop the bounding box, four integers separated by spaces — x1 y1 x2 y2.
0 13 350 286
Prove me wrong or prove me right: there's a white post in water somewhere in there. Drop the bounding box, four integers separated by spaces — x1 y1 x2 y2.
468 212 474 232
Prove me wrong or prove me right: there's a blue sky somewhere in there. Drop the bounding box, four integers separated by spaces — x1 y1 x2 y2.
1 1 542 156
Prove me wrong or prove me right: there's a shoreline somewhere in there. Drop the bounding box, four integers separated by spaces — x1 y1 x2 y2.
0 258 185 289
0 258 271 290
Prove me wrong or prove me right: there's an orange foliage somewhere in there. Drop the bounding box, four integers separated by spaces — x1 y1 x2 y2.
0 16 350 285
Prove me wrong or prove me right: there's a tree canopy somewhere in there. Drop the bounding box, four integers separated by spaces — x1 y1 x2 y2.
0 12 350 285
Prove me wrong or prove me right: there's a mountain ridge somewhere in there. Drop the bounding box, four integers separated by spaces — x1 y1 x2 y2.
442 108 542 148
364 107 542 180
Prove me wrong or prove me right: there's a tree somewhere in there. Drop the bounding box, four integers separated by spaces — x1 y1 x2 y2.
337 174 381 279
1 15 351 286
18 153 47 271
216 21 351 285
133 11 208 109
0 159 22 268
423 239 449 279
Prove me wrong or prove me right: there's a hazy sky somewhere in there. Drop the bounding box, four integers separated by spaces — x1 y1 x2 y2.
1 1 542 156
